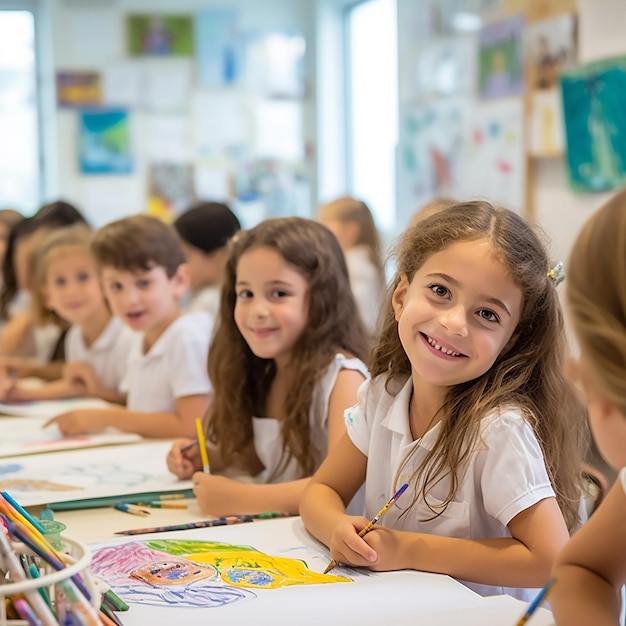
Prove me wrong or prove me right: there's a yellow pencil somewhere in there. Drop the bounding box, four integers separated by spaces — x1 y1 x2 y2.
195 417 211 474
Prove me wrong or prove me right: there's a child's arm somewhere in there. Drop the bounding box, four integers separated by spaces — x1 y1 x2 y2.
550 480 626 625
191 368 367 517
301 434 568 588
0 377 78 402
44 392 210 438
0 311 34 356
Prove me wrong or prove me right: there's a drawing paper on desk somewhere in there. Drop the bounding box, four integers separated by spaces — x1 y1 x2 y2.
0 397 110 418
87 518 486 624
91 537 350 609
0 416 141 458
0 441 190 507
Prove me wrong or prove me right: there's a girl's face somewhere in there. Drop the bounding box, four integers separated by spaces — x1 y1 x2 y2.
234 246 309 369
392 239 522 388
44 249 107 326
317 206 358 251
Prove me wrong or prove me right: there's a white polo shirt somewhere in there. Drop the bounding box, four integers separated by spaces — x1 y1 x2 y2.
346 375 555 601
121 312 213 413
65 316 135 392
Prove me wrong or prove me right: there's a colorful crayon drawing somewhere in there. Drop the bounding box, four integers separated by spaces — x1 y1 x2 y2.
91 539 351 608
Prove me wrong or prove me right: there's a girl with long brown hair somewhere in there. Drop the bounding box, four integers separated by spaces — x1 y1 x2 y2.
167 217 370 516
301 201 587 601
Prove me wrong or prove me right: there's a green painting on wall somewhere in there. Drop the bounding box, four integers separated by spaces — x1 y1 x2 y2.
561 57 626 192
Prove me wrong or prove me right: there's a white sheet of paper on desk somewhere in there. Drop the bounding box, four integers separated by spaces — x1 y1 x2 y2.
0 416 141 458
0 441 189 507
87 517 488 625
0 397 110 418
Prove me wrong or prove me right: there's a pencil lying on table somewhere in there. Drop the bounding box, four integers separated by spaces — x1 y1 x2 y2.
114 503 150 517
114 511 292 535
323 483 409 574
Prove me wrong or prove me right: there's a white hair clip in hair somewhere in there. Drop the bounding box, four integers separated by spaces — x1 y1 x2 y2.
548 261 565 287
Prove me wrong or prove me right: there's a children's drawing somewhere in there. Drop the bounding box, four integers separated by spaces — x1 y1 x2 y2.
0 442 191 507
79 109 133 175
478 14 525 100
91 539 351 609
561 56 626 192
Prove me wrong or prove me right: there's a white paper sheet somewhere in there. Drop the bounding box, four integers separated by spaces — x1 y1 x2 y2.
0 397 110 418
0 416 141 458
0 441 189 507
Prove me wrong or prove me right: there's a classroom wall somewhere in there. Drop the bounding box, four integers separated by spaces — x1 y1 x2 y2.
44 0 317 227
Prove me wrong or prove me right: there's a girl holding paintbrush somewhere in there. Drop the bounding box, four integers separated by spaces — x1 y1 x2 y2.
300 202 587 601
166 217 369 517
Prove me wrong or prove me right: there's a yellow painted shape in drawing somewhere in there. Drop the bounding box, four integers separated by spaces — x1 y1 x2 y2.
184 549 351 589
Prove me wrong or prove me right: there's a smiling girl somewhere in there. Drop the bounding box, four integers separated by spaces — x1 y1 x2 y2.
300 201 587 601
166 217 370 516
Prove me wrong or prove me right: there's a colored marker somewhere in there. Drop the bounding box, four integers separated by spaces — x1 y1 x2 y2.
323 483 410 574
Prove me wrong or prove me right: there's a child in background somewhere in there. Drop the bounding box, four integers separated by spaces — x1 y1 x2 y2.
317 197 385 337
300 202 587 601
45 215 213 439
550 189 626 625
0 209 23 275
173 201 241 319
0 201 88 379
0 224 134 403
166 217 370 516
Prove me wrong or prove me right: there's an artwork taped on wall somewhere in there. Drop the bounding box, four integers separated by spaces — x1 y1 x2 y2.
561 56 626 192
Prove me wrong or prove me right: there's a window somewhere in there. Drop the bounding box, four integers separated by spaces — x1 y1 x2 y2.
0 7 40 213
345 0 398 232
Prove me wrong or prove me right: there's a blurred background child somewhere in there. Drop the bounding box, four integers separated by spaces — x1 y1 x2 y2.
0 200 88 379
46 215 213 439
0 224 134 403
173 201 241 319
317 196 385 338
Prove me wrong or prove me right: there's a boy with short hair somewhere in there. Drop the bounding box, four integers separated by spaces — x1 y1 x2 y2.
45 215 213 439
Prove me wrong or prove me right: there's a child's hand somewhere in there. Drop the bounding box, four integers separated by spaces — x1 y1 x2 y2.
191 473 243 516
44 410 107 436
329 516 379 567
63 362 99 396
0 375 20 402
358 526 410 572
166 439 200 479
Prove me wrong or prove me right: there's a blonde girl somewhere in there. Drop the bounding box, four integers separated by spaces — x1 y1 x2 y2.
300 201 587 601
551 188 626 625
0 224 133 403
317 196 385 337
167 217 370 516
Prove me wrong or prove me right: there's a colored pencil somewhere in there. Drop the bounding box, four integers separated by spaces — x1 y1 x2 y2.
323 482 410 574
114 503 150 517
134 501 188 509
1 491 46 534
514 578 557 626
114 511 292 536
195 417 211 474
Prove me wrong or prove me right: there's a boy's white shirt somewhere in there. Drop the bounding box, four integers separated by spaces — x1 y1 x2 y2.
346 375 555 602
120 311 213 413
64 316 136 392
